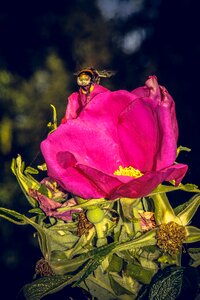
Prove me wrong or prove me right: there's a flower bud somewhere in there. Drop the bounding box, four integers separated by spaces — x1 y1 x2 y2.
86 207 105 224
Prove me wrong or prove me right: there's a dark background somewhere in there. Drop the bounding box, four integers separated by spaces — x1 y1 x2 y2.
0 0 199 299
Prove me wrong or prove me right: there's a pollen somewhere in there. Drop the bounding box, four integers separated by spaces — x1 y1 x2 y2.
114 165 143 178
156 221 187 256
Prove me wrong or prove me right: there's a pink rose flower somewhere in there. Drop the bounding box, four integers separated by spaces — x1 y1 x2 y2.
41 76 187 200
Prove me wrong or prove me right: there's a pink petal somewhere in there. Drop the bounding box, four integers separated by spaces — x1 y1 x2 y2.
64 84 109 121
117 98 159 171
41 119 123 176
109 163 188 199
29 189 78 221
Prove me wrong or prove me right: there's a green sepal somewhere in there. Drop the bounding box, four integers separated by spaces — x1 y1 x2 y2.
188 248 200 267
150 183 200 196
107 254 123 273
176 145 191 157
11 155 40 207
176 194 200 226
24 166 39 175
185 226 200 243
47 104 57 133
28 208 44 215
151 192 177 225
126 262 155 284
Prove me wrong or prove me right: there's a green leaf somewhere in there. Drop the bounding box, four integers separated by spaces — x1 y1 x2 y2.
113 229 157 253
38 183 51 197
47 104 58 133
107 254 123 273
28 208 44 215
43 225 79 253
185 226 200 243
176 194 200 225
23 275 72 300
51 241 118 276
188 248 200 267
24 166 39 175
176 145 191 157
23 250 100 300
73 242 118 287
136 245 160 261
109 272 140 297
50 252 89 275
128 247 159 279
148 266 199 300
150 183 200 196
64 227 96 258
11 155 40 207
80 268 117 300
149 267 183 299
109 273 133 296
126 262 155 284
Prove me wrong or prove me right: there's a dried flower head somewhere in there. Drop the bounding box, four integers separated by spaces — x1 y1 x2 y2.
35 258 55 277
156 221 187 255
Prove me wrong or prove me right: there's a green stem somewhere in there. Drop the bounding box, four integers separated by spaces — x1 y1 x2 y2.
57 198 107 212
132 198 143 236
113 229 157 253
94 220 108 247
124 222 133 235
132 208 141 236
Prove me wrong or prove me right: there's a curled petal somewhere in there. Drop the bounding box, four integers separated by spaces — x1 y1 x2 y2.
109 163 187 200
29 189 80 221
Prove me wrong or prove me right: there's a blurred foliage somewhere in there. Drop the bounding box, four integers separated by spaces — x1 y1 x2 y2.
0 2 118 296
0 54 69 206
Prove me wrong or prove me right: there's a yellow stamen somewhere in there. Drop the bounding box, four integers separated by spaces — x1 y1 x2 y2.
114 165 143 178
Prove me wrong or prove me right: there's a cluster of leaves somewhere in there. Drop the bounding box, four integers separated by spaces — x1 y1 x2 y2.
0 155 200 299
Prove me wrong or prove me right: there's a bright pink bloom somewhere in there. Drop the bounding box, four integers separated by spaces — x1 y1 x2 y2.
41 76 187 200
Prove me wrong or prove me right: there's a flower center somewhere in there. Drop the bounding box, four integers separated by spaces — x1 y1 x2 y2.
114 165 143 178
156 221 187 255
